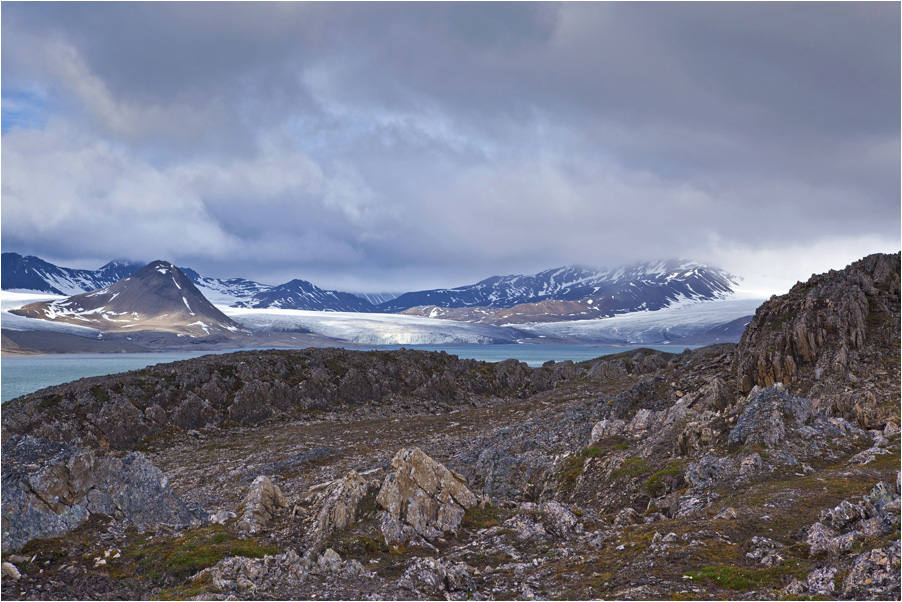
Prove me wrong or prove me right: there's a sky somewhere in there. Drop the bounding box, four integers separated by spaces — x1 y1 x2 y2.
2 2 899 296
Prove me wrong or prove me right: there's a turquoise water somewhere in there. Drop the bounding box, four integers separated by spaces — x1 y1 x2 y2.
1 344 696 403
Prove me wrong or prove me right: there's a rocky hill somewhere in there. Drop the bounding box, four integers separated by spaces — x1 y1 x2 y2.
10 261 246 338
1 253 899 601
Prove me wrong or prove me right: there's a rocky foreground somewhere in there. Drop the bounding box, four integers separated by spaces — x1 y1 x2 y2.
1 253 900 600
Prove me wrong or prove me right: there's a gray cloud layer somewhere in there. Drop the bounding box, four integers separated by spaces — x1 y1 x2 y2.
2 3 899 294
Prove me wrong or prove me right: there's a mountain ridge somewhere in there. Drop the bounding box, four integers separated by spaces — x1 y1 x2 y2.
2 253 742 321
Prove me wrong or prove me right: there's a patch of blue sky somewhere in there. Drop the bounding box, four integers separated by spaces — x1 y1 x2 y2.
2 87 50 133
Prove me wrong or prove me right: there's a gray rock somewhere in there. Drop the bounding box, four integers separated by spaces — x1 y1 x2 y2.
376 447 477 544
1 435 199 553
236 475 286 534
1 562 21 580
806 566 838 596
399 556 476 599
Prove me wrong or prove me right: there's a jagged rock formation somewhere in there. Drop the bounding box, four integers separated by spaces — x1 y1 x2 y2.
1 435 199 553
737 252 900 395
376 447 478 544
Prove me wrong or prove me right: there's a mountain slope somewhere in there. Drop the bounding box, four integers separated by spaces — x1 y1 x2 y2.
10 261 246 337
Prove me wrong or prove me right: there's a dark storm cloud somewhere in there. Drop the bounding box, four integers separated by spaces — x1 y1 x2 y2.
2 2 899 294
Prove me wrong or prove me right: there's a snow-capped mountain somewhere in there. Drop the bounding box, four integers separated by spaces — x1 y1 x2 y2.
1 253 378 312
2 253 144 296
11 261 245 337
2 253 741 322
380 260 739 319
234 279 377 312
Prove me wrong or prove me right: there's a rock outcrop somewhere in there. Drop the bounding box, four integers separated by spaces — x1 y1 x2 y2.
301 470 374 555
1 435 199 553
376 447 478 544
737 252 900 394
236 476 287 534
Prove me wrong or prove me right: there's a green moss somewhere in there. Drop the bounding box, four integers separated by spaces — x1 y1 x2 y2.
90 385 110 403
686 562 812 592
462 503 505 530
117 525 280 582
610 457 652 480
644 461 685 497
39 395 64 409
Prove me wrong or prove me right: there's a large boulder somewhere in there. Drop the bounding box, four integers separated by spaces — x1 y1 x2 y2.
376 447 478 544
1 435 199 553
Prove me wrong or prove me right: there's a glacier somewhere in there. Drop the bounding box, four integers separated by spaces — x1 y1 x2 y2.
222 307 523 345
512 298 763 344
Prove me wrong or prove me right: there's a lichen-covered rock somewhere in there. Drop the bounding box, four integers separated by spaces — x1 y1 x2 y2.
842 541 901 600
376 447 477 544
237 475 287 534
806 566 838 596
1 435 199 553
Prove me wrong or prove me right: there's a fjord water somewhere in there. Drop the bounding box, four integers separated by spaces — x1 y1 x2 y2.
1 344 697 403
